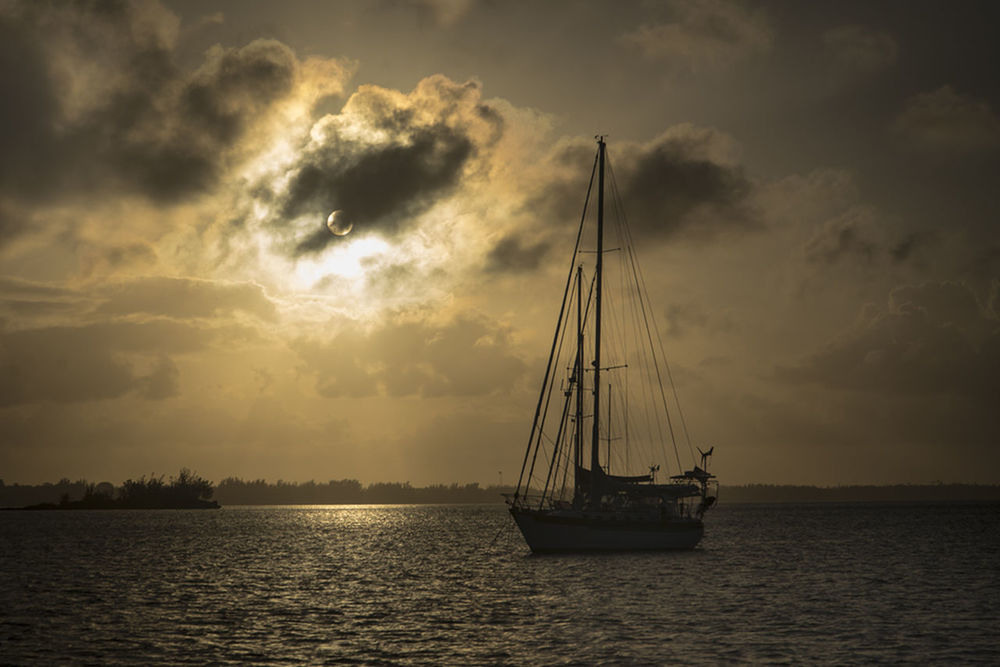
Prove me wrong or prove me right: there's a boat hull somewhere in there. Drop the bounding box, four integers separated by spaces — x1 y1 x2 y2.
510 507 703 552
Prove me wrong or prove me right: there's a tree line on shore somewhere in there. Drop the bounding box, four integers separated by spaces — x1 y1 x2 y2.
719 483 1000 504
214 478 512 505
0 474 514 507
2 475 999 508
1 469 217 509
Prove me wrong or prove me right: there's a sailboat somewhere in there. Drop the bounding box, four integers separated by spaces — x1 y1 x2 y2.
506 137 718 552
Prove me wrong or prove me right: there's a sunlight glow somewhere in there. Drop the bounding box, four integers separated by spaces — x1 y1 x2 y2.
294 236 391 287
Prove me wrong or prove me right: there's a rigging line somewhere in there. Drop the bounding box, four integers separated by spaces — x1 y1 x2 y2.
607 161 697 463
527 262 582 507
603 157 662 474
551 270 599 502
611 175 696 464
533 247 599 494
557 267 589 502
612 183 666 475
540 367 576 504
607 157 684 473
606 201 647 461
606 158 668 460
654 310 696 460
621 208 684 474
601 266 633 467
515 150 598 500
557 411 573 502
625 241 669 471
623 212 697 463
602 200 637 455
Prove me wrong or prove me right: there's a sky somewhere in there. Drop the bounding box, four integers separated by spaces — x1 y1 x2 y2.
1 0 998 487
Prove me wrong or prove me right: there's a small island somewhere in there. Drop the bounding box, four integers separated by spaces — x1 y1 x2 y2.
13 468 219 510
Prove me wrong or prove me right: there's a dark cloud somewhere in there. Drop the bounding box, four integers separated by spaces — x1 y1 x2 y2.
0 11 62 202
619 138 752 237
0 3 316 218
535 130 754 241
284 125 473 254
778 281 999 399
485 235 551 273
295 315 526 398
258 76 501 255
84 37 298 203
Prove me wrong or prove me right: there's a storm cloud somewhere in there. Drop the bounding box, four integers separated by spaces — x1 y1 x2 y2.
535 126 754 241
261 76 502 255
485 235 551 273
0 2 348 222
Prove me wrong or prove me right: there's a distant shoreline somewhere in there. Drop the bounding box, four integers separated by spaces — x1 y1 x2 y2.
717 483 1000 504
5 499 220 511
3 480 999 508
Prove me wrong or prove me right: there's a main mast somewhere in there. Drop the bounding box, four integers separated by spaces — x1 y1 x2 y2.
574 263 584 506
590 137 606 508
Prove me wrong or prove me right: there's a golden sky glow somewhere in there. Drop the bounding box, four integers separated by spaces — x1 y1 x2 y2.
1 0 998 486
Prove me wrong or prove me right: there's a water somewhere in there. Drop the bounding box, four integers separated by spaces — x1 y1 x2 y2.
1 503 998 665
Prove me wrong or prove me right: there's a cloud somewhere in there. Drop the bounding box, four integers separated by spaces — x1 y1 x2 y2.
96 277 277 321
485 235 551 273
664 300 734 338
135 354 181 400
778 281 999 399
295 314 526 398
0 276 89 323
801 214 931 269
411 0 474 27
0 320 214 406
0 273 277 406
892 86 1000 153
259 76 502 255
0 2 352 214
534 126 754 242
0 276 79 301
823 25 898 85
803 206 881 264
79 241 160 278
622 0 772 72
0 274 278 329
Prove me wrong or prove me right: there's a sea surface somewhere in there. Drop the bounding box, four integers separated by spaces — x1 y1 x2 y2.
1 502 998 665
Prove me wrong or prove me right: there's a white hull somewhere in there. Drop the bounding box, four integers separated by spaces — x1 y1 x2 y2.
510 507 703 552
